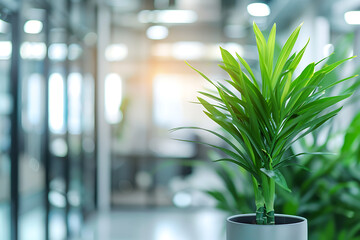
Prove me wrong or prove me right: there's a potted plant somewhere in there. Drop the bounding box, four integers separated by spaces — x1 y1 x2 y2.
173 22 357 240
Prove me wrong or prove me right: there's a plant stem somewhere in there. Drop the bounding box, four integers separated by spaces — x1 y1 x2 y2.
261 173 275 225
267 210 275 225
252 176 266 224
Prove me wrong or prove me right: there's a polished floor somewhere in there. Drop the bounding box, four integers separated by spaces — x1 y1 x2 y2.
82 207 227 240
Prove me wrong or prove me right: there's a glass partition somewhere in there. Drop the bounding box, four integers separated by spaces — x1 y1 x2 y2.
18 2 47 240
0 11 12 240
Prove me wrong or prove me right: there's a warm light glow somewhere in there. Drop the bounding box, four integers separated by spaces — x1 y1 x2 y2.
104 73 123 124
68 73 82 134
157 10 197 23
152 42 243 61
20 42 46 60
49 43 68 61
247 3 271 17
152 43 172 57
172 41 205 60
138 10 197 24
153 75 183 127
24 20 43 34
105 44 128 61
49 73 65 133
344 11 360 25
0 41 12 60
146 25 169 40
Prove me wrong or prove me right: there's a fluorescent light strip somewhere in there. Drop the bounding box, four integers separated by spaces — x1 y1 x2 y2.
344 11 360 25
247 3 271 17
146 25 169 40
138 10 197 24
24 20 43 34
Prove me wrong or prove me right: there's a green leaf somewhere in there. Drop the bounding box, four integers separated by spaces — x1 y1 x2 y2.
266 23 276 75
272 23 302 88
260 168 292 192
236 53 259 89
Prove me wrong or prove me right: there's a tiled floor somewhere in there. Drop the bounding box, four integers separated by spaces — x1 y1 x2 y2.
82 207 227 240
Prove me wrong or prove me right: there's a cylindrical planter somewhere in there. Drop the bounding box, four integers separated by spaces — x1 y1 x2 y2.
227 213 307 240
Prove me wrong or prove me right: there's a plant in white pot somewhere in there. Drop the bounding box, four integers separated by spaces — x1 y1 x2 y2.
172 22 357 240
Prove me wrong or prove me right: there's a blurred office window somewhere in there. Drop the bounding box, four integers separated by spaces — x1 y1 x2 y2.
107 0 221 207
0 0 95 239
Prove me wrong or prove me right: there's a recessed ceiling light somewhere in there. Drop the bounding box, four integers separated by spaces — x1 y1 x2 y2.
138 10 197 24
146 26 168 40
24 20 43 34
247 3 271 17
105 44 128 61
344 11 360 25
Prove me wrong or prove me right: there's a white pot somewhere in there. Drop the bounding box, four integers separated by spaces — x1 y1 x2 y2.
227 213 307 240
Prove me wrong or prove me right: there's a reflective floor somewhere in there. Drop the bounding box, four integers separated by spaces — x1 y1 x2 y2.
82 208 227 240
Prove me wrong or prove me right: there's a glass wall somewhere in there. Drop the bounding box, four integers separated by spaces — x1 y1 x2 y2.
18 2 47 240
0 6 13 240
0 0 97 239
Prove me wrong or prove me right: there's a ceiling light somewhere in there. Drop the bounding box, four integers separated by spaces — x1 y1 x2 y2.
157 10 197 23
24 20 43 34
344 11 360 25
146 25 169 40
138 10 197 24
105 44 128 61
247 3 271 17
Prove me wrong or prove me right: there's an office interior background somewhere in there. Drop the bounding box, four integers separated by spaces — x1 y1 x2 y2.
0 0 360 239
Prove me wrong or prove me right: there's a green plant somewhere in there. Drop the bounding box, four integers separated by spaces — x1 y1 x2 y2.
173 22 357 225
201 33 360 238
